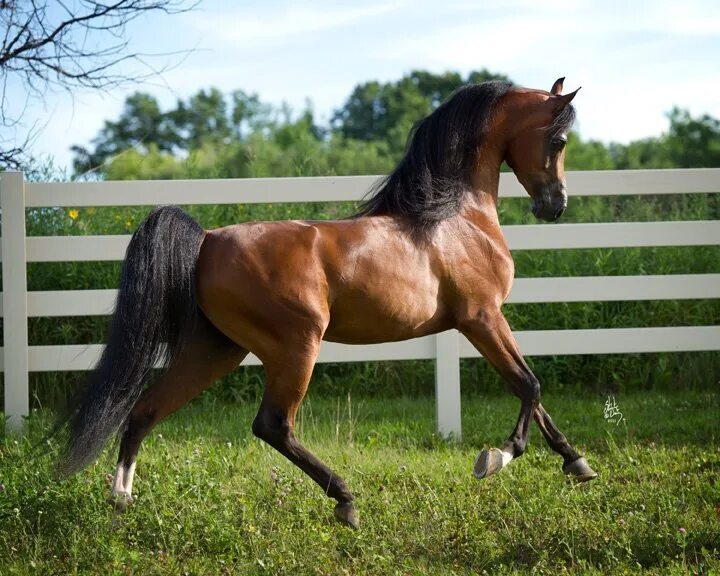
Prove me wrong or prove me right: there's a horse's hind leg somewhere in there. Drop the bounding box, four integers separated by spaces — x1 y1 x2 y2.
109 313 248 511
461 308 595 481
252 339 358 528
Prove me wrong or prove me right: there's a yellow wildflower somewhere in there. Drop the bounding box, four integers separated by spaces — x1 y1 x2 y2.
68 209 79 220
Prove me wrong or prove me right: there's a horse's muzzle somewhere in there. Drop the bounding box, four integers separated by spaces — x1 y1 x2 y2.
532 186 567 222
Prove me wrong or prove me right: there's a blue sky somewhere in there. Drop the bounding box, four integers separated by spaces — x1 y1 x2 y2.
12 0 720 171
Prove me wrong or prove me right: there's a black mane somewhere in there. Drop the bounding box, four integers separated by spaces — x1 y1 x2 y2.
355 80 514 231
355 80 575 232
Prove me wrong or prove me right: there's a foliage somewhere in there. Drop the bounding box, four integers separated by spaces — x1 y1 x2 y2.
665 108 720 168
610 108 720 169
74 100 395 179
1 391 718 574
70 70 720 178
73 69 517 175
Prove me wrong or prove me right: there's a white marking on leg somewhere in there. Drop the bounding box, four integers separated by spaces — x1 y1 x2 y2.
111 463 125 495
123 461 137 496
500 441 515 467
501 450 513 467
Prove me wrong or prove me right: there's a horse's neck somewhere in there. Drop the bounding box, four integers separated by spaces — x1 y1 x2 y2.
463 164 503 225
470 145 504 200
459 194 501 232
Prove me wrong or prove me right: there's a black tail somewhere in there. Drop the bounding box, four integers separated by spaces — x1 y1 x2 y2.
57 206 204 476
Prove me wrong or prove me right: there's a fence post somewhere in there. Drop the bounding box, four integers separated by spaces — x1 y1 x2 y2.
435 329 461 439
1 171 29 431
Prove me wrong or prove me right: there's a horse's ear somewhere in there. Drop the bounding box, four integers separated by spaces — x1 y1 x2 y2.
550 77 565 95
553 87 581 111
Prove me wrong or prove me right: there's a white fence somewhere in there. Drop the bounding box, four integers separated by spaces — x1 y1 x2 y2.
2 169 720 433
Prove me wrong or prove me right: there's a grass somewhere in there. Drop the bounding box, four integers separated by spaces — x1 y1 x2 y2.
1 389 719 575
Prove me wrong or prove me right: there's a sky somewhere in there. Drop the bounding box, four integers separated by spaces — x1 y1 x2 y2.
8 0 720 171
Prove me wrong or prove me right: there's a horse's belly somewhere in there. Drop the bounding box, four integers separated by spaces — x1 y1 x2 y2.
323 284 450 344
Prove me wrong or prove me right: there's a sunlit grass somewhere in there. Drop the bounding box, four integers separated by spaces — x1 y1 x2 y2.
1 390 718 574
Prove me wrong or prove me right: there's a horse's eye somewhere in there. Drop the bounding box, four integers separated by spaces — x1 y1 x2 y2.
550 138 567 152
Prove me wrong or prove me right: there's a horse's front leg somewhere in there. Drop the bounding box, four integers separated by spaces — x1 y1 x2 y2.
534 403 598 480
460 308 597 481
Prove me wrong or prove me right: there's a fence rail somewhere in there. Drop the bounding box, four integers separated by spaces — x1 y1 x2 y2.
2 169 719 433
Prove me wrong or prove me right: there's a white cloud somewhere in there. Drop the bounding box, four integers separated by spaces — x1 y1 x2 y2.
187 1 409 50
623 0 720 36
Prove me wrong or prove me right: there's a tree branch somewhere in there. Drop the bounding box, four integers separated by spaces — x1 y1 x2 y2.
0 0 197 169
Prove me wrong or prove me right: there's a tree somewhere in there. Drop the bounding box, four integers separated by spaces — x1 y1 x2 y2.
0 0 195 169
332 69 510 157
665 107 720 168
72 92 179 174
609 109 720 169
73 88 278 173
609 138 671 170
167 88 233 150
231 89 273 139
565 134 614 171
71 70 720 182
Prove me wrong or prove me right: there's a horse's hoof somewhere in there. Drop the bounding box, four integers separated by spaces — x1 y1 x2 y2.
473 447 506 480
334 501 359 529
107 491 134 513
563 457 598 482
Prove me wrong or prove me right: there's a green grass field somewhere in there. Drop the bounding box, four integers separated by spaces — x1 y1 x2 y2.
1 389 719 575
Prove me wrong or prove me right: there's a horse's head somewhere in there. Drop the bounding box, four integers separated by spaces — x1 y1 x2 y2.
503 78 579 222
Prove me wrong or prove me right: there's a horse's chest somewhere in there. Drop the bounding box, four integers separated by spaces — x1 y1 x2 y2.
495 251 515 301
451 234 515 304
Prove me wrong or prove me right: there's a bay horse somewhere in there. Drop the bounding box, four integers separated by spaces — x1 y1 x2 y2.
59 77 597 529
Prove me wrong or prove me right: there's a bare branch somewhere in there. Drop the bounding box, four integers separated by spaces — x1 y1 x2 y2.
0 0 198 169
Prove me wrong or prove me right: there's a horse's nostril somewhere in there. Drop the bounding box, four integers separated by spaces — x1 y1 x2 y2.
554 206 566 220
